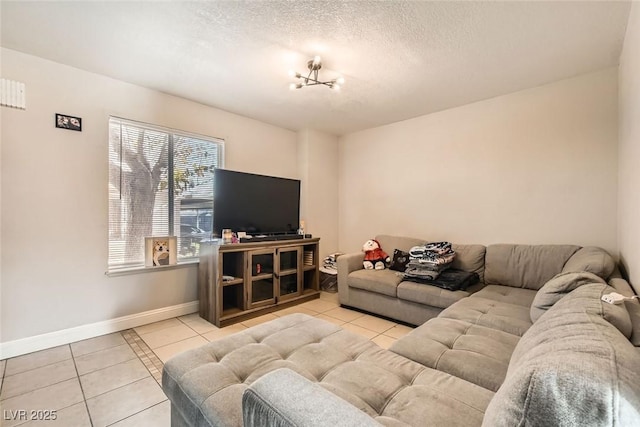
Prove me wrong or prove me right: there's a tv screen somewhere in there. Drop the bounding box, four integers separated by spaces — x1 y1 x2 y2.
213 169 300 236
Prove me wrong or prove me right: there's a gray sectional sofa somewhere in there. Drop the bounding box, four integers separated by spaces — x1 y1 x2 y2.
337 235 630 325
163 237 640 426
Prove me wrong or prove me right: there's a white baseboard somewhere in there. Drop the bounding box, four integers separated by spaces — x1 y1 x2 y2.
0 301 199 360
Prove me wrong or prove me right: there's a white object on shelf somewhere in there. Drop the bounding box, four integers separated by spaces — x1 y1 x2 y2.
304 251 314 266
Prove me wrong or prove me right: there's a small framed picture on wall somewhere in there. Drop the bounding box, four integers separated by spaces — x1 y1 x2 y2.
55 113 82 131
145 236 177 267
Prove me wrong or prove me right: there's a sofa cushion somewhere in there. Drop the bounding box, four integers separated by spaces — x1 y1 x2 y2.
390 318 520 392
451 244 486 283
375 235 426 254
242 369 382 427
483 284 640 427
396 281 471 309
484 244 580 290
439 297 533 336
561 246 615 279
348 269 402 297
470 285 536 308
530 271 605 322
163 314 495 427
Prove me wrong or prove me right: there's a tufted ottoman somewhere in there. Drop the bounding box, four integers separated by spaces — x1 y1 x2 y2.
162 313 494 427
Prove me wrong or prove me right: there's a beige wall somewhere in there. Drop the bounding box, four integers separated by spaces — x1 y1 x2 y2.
298 129 339 258
1 38 630 344
339 69 619 256
0 48 298 342
618 3 640 295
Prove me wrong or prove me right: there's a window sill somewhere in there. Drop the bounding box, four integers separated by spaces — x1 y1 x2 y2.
105 259 199 277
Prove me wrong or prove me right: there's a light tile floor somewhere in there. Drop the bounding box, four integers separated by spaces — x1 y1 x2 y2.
0 292 413 426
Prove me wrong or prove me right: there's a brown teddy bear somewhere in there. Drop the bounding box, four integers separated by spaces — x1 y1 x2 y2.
362 239 390 270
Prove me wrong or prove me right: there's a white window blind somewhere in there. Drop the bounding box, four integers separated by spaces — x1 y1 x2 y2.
108 117 224 271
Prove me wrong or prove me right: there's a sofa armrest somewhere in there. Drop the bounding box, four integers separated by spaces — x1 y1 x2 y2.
608 277 636 297
337 252 364 305
242 368 380 427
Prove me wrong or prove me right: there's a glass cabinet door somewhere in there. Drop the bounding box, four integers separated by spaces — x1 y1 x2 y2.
247 249 276 308
277 247 301 301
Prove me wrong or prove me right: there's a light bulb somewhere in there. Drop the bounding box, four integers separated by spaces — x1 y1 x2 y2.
336 76 345 85
288 69 296 78
289 83 297 91
331 84 340 91
313 55 321 66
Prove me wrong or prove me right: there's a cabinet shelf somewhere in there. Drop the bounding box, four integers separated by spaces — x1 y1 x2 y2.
198 238 321 327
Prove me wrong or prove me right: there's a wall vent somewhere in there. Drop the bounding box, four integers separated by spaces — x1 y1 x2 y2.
1 78 26 110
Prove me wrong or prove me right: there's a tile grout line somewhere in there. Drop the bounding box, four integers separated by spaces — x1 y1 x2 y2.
1 356 84 403
175 316 221 337
121 329 164 386
104 398 169 427
69 343 95 427
0 335 129 380
73 340 132 360
0 358 6 397
1 355 74 380
73 353 140 377
83 376 156 402
152 335 205 353
135 318 192 337
0 376 81 403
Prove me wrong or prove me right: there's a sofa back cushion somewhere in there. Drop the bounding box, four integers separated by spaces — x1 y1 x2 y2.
375 235 426 255
561 246 615 279
529 271 605 322
484 244 580 290
375 236 487 281
451 244 486 283
482 284 640 426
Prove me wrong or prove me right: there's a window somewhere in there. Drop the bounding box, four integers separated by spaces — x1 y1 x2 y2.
108 117 224 271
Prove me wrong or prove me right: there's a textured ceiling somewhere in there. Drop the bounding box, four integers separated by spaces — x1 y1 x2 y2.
0 1 631 135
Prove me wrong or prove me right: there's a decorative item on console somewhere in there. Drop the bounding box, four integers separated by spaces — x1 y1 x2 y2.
362 239 391 270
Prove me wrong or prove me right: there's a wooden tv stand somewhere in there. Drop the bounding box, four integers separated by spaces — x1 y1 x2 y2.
198 238 320 327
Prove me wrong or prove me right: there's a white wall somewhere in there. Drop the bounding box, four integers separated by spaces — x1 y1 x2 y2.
297 129 339 258
339 69 619 256
0 48 298 343
618 3 640 295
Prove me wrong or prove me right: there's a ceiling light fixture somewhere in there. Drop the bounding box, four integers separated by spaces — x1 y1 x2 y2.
288 56 344 91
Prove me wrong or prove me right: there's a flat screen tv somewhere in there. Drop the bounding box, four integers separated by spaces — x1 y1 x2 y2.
213 169 300 237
